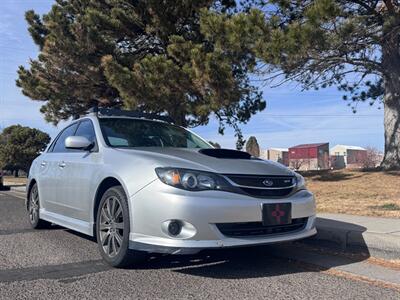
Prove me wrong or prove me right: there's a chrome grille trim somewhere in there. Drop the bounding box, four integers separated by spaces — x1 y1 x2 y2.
222 175 297 190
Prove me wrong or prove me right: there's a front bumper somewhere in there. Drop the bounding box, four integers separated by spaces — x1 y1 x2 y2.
128 180 316 254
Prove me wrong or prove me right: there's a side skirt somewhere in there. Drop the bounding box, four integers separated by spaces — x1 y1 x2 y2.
40 209 94 236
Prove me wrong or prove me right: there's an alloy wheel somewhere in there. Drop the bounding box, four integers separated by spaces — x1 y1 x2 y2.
99 196 124 258
29 186 39 224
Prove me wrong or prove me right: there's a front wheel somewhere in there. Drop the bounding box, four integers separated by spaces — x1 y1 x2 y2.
96 186 146 268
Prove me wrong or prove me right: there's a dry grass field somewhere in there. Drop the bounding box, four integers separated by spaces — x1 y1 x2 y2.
303 170 400 218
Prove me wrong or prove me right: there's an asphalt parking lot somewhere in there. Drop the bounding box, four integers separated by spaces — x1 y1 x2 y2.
0 190 399 299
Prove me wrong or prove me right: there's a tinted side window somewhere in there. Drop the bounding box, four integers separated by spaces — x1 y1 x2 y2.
52 123 79 153
75 120 97 151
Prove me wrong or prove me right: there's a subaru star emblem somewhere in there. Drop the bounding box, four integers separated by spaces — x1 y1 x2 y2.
262 179 274 187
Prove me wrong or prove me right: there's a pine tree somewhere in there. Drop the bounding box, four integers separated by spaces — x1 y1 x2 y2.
16 0 265 149
242 0 400 169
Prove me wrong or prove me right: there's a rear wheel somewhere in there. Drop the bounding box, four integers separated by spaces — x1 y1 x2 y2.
28 183 49 229
96 186 146 267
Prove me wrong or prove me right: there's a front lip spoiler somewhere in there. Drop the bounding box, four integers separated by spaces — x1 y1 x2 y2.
128 227 317 255
129 241 201 255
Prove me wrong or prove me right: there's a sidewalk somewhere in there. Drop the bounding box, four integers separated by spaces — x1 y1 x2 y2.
313 213 400 260
11 186 26 193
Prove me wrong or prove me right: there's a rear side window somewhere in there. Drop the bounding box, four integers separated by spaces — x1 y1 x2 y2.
52 123 79 153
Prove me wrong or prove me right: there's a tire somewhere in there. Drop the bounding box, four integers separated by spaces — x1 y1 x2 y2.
28 183 50 229
96 186 146 268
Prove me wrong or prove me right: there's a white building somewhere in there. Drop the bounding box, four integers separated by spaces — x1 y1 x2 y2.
261 148 289 166
330 145 367 169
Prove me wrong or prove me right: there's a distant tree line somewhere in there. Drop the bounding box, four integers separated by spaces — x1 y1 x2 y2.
0 125 50 177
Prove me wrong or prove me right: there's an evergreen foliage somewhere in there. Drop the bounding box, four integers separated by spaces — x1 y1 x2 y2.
17 0 266 149
244 0 400 169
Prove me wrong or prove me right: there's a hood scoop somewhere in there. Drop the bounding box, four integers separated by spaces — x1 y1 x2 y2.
199 148 252 159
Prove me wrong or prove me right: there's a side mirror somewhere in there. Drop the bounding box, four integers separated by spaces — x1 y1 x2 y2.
65 136 93 150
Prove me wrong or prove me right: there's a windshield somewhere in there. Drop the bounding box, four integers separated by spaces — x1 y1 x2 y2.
99 118 211 149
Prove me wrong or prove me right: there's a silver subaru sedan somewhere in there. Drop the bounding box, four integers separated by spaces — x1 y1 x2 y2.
27 109 316 267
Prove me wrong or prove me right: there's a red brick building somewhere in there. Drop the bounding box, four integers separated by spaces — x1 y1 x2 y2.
289 143 330 170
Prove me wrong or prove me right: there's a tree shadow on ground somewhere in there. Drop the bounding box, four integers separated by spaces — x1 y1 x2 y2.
383 170 400 176
303 171 363 182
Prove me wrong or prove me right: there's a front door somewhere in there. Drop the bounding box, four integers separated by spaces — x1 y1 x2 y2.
44 122 79 216
56 119 100 222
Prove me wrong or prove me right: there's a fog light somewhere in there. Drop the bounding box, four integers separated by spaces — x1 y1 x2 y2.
168 220 182 236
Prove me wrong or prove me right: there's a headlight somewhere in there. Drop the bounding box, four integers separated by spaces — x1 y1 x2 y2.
155 168 226 191
295 173 306 190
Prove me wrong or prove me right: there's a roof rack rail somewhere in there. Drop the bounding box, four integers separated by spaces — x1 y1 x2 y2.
89 107 175 124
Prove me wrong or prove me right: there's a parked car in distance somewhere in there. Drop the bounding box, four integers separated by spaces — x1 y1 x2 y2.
0 170 10 191
27 108 316 267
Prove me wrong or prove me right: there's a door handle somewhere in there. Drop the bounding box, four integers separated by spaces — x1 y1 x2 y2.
40 161 47 167
58 161 66 169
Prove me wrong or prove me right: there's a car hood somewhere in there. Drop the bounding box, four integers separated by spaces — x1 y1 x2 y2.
114 147 294 176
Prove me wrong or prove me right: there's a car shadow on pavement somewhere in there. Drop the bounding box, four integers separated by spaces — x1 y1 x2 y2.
65 229 97 242
132 219 371 279
62 219 370 279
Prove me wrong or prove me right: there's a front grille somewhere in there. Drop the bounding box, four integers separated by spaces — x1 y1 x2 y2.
226 175 296 188
224 174 296 198
216 217 308 237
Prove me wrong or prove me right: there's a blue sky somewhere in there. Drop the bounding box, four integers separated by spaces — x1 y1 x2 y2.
0 0 384 151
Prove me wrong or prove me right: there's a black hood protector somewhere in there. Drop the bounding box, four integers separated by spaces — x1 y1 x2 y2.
198 148 252 159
